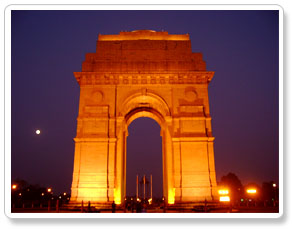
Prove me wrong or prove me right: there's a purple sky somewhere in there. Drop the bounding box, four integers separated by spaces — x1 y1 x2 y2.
11 10 279 197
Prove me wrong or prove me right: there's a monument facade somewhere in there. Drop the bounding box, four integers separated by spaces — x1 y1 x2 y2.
70 30 217 206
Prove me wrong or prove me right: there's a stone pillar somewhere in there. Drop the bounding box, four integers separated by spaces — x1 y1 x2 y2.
70 138 110 203
113 117 125 204
70 86 116 204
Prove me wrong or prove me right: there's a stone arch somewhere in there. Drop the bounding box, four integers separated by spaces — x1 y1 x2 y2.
115 93 172 204
125 107 164 128
120 91 171 119
123 107 166 200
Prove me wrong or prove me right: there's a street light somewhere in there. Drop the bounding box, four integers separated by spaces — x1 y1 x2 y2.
12 184 17 190
246 189 257 194
218 189 229 195
218 188 230 203
245 188 258 207
273 183 277 188
218 188 230 202
219 196 230 202
148 198 152 204
47 188 52 193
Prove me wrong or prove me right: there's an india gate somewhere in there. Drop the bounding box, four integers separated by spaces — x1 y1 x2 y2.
70 30 218 206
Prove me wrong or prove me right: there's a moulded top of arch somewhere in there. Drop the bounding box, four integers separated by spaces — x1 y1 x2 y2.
98 30 190 41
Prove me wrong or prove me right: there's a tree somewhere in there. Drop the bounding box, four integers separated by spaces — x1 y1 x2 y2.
262 181 278 202
220 173 243 202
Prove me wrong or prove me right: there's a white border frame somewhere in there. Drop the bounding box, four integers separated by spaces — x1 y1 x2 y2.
4 4 283 219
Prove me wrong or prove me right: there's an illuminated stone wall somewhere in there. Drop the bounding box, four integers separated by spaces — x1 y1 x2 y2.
70 30 218 205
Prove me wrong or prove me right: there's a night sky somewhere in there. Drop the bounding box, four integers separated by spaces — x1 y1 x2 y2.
11 10 279 198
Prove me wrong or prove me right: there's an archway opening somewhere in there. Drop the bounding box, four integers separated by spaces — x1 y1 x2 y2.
126 117 163 202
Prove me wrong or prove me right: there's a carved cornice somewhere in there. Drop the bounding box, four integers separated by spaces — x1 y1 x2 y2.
73 72 214 86
74 137 117 142
172 137 215 142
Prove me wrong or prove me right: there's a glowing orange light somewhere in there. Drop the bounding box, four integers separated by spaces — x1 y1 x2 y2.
41 193 44 196
168 188 175 204
218 189 229 195
12 185 17 190
219 196 230 202
114 188 121 204
273 183 277 187
47 188 52 193
148 198 152 204
63 192 67 196
246 189 257 194
18 193 22 196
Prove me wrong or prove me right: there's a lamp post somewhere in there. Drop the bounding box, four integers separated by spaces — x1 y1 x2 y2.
143 175 146 200
218 189 230 202
246 188 257 207
136 175 139 201
218 188 231 212
150 174 152 204
272 183 277 206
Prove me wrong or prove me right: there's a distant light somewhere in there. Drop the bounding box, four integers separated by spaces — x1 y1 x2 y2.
218 189 229 195
36 129 41 135
148 198 152 204
273 183 277 187
41 193 44 196
241 198 244 202
59 196 62 199
12 185 17 190
219 196 230 202
18 193 22 196
246 189 257 194
63 192 67 196
47 188 52 193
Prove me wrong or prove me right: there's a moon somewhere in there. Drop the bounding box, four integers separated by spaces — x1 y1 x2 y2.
36 129 41 135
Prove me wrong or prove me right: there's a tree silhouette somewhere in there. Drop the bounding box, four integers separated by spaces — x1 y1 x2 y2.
220 173 243 202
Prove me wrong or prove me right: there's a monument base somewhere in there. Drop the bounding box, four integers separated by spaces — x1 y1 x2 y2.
66 201 113 211
168 201 222 212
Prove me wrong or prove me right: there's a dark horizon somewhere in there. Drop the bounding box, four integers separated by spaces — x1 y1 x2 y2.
11 10 279 196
